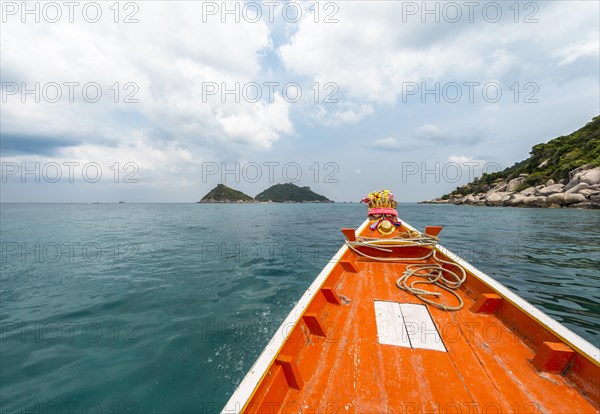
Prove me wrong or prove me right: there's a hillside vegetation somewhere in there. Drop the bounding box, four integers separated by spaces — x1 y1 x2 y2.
449 116 600 196
255 183 331 202
198 184 253 203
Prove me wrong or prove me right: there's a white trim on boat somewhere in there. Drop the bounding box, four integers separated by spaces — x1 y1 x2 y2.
221 219 371 413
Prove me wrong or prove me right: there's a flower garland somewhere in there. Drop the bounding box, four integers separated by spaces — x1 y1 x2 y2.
361 189 398 208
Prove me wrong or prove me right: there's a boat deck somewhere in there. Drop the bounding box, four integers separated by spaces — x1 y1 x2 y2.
227 222 600 414
278 259 595 413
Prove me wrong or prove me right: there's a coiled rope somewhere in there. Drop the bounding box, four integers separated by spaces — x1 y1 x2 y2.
345 229 467 310
396 250 466 311
345 230 439 262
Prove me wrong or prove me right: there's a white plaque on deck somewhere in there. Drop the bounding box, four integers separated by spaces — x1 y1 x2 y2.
374 301 446 352
374 301 411 348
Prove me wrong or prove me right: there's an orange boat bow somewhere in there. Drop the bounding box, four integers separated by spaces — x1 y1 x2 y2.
223 219 600 413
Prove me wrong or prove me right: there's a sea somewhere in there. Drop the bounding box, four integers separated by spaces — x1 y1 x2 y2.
1 203 599 413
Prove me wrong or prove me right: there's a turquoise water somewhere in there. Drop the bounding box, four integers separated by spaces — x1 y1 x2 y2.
1 203 598 413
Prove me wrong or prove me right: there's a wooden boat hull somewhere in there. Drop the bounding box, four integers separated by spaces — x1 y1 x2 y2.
222 219 600 413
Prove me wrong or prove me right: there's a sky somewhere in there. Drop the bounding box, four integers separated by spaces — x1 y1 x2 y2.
1 0 599 202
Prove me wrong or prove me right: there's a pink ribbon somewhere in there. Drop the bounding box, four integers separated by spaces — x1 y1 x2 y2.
368 208 398 216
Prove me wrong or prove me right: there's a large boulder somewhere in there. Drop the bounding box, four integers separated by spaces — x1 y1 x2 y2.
505 194 527 206
579 189 599 198
465 194 479 204
522 196 547 207
569 164 595 179
563 193 586 204
568 202 593 209
536 183 565 196
486 184 507 195
548 192 587 205
455 196 467 205
547 193 567 205
519 186 536 196
486 192 504 206
590 194 600 203
565 167 600 190
566 182 590 194
506 177 527 191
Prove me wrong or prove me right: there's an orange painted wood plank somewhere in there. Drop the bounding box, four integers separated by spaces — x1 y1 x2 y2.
241 223 599 414
532 341 575 373
424 225 443 236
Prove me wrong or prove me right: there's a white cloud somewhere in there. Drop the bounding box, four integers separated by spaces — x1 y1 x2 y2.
448 155 486 166
278 1 599 109
216 94 293 149
372 137 401 150
554 33 600 65
417 124 443 139
310 102 373 127
1 2 292 156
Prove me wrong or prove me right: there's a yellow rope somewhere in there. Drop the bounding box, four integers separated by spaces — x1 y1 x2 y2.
345 230 467 311
396 251 466 311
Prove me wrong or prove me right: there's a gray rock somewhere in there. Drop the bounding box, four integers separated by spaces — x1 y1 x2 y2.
465 194 479 204
569 164 595 179
568 202 593 209
559 179 568 185
538 159 550 168
548 192 591 206
546 179 555 186
486 192 504 206
548 203 562 208
565 167 600 190
590 194 600 203
519 187 536 196
566 182 590 194
579 189 599 198
506 177 527 191
505 194 527 206
580 168 600 185
536 183 565 196
487 184 507 195
546 193 567 205
563 193 586 204
523 196 547 207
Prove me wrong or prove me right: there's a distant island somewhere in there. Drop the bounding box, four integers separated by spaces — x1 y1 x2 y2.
255 183 332 203
197 183 332 203
198 184 254 203
423 116 600 209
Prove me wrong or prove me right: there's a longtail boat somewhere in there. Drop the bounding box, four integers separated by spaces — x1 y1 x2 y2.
222 190 600 413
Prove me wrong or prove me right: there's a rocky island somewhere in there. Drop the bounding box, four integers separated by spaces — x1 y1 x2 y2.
255 183 332 203
423 116 600 209
197 183 332 203
197 184 254 203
